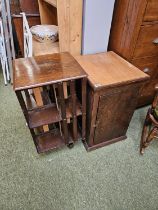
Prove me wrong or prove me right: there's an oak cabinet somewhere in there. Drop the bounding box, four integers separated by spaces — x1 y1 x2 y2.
75 52 149 151
109 0 158 106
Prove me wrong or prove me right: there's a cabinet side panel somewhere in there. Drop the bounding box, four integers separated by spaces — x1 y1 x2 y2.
86 88 99 146
38 0 57 25
108 0 129 55
109 0 147 60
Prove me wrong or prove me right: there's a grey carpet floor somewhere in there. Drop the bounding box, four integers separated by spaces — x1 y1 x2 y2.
0 72 158 210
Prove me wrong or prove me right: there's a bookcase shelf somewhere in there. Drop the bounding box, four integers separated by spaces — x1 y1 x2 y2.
14 52 87 154
42 0 57 8
35 129 64 153
28 104 61 129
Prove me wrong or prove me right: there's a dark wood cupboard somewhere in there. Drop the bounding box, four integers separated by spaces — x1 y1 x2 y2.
109 0 158 107
75 52 149 151
93 85 140 146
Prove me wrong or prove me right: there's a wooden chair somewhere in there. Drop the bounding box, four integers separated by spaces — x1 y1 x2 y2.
140 85 158 154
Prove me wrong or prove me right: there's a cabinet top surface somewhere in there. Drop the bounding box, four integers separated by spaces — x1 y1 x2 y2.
13 52 87 91
75 51 149 89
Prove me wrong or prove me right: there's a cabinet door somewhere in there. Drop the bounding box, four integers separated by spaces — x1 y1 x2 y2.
94 85 140 145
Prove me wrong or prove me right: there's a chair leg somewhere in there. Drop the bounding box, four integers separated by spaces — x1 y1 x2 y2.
146 126 158 145
140 110 152 155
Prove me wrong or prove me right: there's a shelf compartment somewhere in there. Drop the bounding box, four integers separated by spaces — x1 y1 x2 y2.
28 104 61 128
42 0 57 8
66 97 82 119
35 129 65 153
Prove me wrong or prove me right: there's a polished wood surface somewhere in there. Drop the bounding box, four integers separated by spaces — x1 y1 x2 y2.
134 24 158 58
13 52 87 91
143 0 158 22
75 52 149 89
109 0 158 106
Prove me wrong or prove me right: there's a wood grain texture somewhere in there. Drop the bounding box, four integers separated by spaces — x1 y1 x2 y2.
33 88 49 131
143 0 158 22
76 52 148 150
133 24 158 58
94 84 140 145
75 52 149 89
86 90 99 147
57 0 70 52
38 0 58 25
109 0 147 60
43 0 57 8
109 0 158 107
38 0 83 55
13 52 87 91
69 0 83 55
85 74 145 150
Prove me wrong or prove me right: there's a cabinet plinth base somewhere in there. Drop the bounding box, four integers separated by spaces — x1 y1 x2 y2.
83 136 127 152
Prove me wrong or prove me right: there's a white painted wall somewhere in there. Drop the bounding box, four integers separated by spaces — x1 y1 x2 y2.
82 0 115 55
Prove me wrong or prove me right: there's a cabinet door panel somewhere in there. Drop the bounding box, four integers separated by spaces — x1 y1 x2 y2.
133 24 158 58
94 85 139 144
143 0 158 22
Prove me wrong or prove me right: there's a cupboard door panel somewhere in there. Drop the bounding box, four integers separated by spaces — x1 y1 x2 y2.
133 24 158 58
143 0 158 22
94 85 139 145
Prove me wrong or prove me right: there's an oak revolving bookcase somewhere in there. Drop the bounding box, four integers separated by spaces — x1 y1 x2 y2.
13 52 87 153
